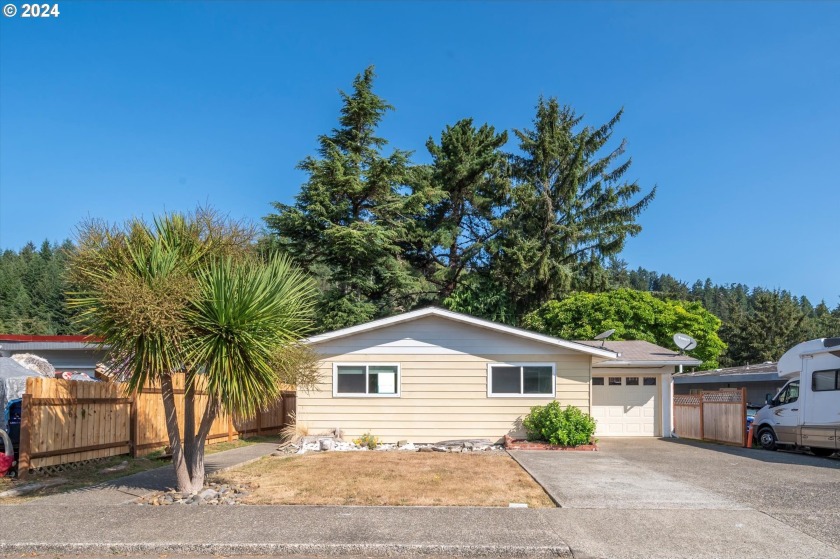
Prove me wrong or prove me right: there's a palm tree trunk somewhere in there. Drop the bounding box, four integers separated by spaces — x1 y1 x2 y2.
160 373 191 492
183 370 196 469
184 398 219 492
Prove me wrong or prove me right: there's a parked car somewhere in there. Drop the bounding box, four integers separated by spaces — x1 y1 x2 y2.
752 338 840 457
1 399 21 476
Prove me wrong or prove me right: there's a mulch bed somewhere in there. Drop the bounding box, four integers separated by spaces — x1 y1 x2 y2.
504 434 598 451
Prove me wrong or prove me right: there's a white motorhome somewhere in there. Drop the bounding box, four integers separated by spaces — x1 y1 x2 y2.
753 337 840 457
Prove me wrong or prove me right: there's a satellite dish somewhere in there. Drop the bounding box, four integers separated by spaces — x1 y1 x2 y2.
594 329 615 340
594 329 616 348
673 333 697 353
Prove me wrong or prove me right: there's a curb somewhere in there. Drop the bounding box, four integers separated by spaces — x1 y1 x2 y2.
0 541 573 557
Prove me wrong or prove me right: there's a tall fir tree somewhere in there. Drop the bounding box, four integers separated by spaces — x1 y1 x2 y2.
493 98 656 317
723 290 805 364
404 118 510 301
264 67 422 331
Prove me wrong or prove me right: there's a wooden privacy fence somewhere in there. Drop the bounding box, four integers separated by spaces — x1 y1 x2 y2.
17 376 295 477
673 388 747 446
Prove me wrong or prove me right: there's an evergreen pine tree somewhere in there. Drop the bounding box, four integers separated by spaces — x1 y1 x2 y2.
405 118 510 301
265 67 421 330
494 98 655 316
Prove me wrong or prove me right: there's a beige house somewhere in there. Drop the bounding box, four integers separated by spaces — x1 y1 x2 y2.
299 308 700 443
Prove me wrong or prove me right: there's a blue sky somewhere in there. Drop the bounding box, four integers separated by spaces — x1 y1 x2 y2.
1 1 838 304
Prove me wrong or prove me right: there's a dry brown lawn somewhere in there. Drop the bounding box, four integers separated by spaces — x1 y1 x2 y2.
212 451 554 508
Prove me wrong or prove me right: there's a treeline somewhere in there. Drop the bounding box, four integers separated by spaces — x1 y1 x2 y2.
0 240 75 334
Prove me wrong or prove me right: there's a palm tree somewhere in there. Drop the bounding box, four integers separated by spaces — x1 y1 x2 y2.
68 209 316 492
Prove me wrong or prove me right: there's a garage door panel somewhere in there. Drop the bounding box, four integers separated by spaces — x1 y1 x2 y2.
592 381 659 437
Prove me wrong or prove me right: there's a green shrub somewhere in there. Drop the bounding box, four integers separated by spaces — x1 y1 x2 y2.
522 402 597 446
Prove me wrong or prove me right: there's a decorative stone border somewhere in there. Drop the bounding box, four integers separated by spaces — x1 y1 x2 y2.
504 435 598 451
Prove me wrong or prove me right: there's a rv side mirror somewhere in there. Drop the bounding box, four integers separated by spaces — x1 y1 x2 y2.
765 393 772 405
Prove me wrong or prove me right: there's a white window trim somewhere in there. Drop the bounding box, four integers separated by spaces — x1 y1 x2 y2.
486 362 556 398
333 363 401 398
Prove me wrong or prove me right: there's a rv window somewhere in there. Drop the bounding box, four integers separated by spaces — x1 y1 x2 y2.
778 381 799 405
813 369 840 392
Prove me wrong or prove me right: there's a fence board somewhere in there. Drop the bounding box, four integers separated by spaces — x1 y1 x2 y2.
673 388 746 446
19 376 294 475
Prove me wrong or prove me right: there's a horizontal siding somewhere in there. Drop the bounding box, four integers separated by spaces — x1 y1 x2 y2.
299 343 593 442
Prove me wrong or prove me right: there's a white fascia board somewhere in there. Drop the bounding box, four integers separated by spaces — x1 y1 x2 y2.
304 307 618 359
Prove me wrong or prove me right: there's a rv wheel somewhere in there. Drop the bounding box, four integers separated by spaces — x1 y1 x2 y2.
758 428 777 451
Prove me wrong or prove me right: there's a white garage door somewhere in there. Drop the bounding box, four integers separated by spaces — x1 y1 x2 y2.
591 375 659 436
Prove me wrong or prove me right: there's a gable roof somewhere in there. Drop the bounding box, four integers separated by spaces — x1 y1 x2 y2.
304 307 618 359
576 340 702 367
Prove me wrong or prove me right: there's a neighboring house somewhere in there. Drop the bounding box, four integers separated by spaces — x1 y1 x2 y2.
298 307 701 443
0 335 107 377
673 362 785 406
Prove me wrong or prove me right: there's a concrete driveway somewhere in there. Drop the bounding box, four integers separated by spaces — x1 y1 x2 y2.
511 438 840 559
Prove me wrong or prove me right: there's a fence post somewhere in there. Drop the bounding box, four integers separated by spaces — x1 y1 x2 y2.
256 410 262 435
227 417 234 443
741 387 748 447
129 393 138 457
699 392 705 441
17 393 32 480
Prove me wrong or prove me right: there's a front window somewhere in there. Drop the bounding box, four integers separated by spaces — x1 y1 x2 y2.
334 364 399 397
778 380 800 405
489 364 554 396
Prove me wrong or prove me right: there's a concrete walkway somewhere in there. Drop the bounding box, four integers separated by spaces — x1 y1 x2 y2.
22 442 278 506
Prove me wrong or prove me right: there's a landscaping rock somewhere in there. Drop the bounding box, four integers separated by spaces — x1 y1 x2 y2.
319 438 334 451
199 488 217 500
135 481 255 506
